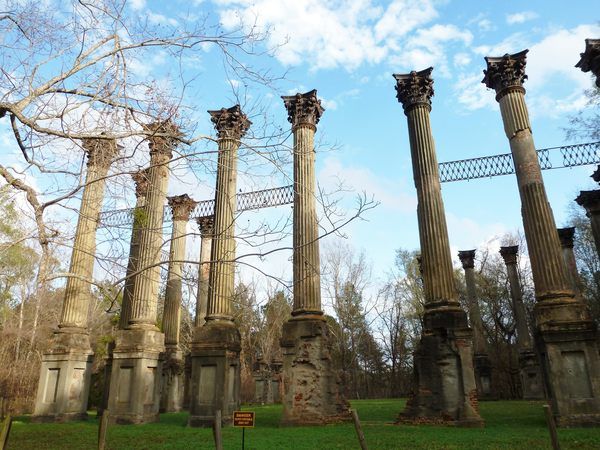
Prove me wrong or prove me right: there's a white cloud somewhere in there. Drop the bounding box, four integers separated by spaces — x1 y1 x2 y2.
130 0 146 11
216 0 468 73
321 98 338 111
477 19 494 32
390 24 473 76
456 24 600 115
506 11 538 25
453 52 471 67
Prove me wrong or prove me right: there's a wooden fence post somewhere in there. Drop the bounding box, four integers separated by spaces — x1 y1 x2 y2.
0 414 12 450
98 409 110 450
543 404 561 450
213 410 223 450
350 409 368 450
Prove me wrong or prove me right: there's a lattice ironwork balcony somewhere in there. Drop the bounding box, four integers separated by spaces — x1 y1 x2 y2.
438 142 600 183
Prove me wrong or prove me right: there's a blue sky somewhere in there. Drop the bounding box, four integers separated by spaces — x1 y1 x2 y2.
3 0 600 308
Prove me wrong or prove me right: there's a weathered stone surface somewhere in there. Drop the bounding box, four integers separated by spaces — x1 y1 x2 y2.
107 329 164 424
189 107 247 427
279 91 349 426
280 318 349 425
458 250 493 399
576 189 600 260
108 122 177 424
576 38 600 88
499 245 545 400
558 227 581 294
188 322 241 426
33 138 118 422
394 69 483 427
485 50 600 425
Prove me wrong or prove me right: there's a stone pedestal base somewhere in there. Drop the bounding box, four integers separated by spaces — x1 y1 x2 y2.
399 309 484 427
188 321 241 427
280 317 349 426
160 348 184 413
474 354 493 400
535 300 600 426
107 328 164 424
32 331 93 422
518 349 544 400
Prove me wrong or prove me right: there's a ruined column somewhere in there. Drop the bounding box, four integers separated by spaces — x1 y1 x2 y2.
188 106 249 427
575 187 600 260
558 227 581 294
499 246 544 400
393 69 482 426
576 39 600 88
195 216 214 328
458 250 492 399
100 169 150 417
119 170 151 330
279 90 349 425
182 215 214 411
484 51 600 425
34 138 118 422
108 121 179 424
160 194 197 413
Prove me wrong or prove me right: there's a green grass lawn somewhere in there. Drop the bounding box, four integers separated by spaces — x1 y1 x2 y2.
6 399 600 449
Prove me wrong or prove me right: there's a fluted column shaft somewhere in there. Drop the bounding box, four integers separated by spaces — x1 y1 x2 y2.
129 125 176 329
60 139 117 330
207 138 238 321
163 195 196 347
206 106 250 322
119 171 149 330
282 90 324 316
406 105 459 309
484 52 573 305
292 125 321 314
500 247 533 350
195 217 214 327
501 92 571 298
459 251 486 355
558 227 581 294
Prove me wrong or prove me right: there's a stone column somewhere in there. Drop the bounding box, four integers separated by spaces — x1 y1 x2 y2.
100 169 150 417
182 216 213 411
575 188 600 260
33 138 118 422
393 69 482 426
119 170 151 330
557 227 581 294
160 194 197 413
188 106 249 427
484 51 600 425
458 250 492 399
279 90 349 426
499 246 544 400
576 39 600 88
195 216 214 328
108 121 179 424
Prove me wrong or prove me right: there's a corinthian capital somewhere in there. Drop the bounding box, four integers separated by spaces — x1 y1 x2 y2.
281 89 324 130
557 227 575 249
576 39 600 88
208 105 251 140
196 215 214 236
144 120 182 158
458 250 476 270
393 67 434 112
482 50 529 98
82 136 119 168
499 245 519 266
132 168 151 198
168 194 198 221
